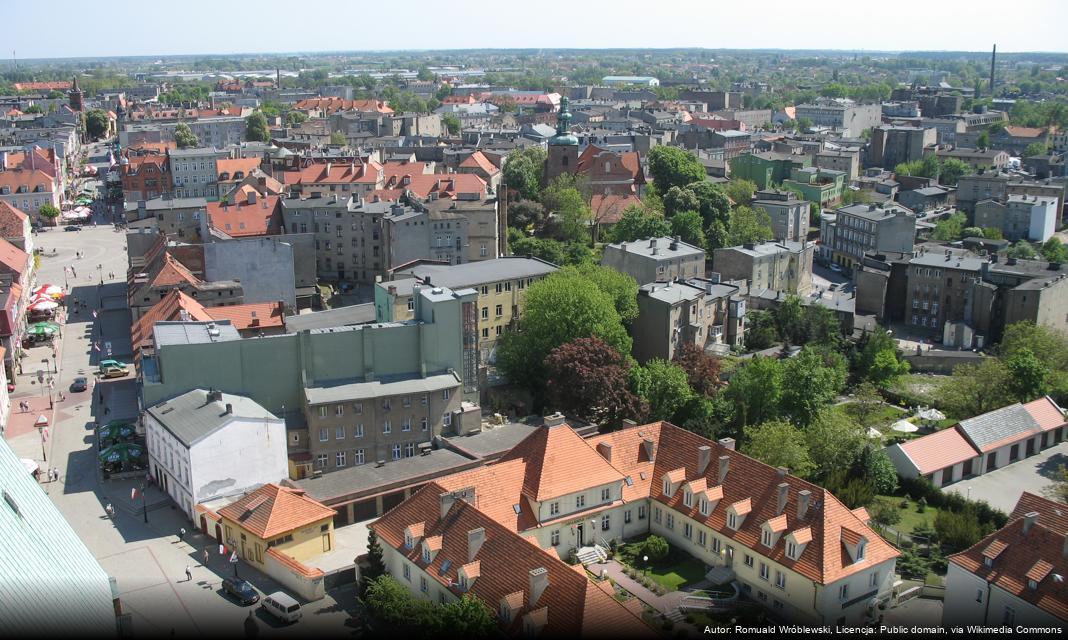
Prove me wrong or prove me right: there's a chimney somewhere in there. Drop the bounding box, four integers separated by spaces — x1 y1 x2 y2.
641 437 655 461
543 412 566 427
467 527 486 562
697 445 712 475
717 455 730 483
596 442 613 463
224 403 233 415
649 238 656 248
1022 511 1039 535
529 568 549 607
717 437 736 451
776 482 789 515
797 489 812 519
439 487 476 519
622 419 637 428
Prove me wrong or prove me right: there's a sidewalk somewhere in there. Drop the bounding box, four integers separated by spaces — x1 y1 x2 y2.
596 559 695 613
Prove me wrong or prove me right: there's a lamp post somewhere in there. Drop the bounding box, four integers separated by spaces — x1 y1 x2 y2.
97 264 103 286
643 555 649 578
141 482 148 523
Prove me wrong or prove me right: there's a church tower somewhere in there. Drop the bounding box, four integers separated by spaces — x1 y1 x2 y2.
545 96 579 184
68 75 84 111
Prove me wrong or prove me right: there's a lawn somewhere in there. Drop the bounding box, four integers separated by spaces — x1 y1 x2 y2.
875 495 940 539
836 402 907 430
617 536 708 591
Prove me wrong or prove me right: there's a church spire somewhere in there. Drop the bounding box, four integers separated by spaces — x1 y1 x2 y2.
549 96 578 146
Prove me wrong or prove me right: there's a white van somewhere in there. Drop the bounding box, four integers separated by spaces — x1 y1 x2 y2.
261 591 302 623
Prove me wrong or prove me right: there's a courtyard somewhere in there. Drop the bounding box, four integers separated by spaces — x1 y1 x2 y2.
943 441 1068 512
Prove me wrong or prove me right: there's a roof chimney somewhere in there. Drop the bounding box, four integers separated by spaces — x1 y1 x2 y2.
717 455 730 484
467 527 486 562
797 489 812 519
641 437 655 461
596 442 613 464
529 567 549 607
717 437 736 451
439 487 476 519
224 403 233 415
776 482 789 515
543 412 566 427
697 445 712 475
1022 511 1039 535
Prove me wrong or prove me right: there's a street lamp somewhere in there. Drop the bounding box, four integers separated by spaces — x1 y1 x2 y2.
97 264 103 286
643 555 649 578
141 482 148 523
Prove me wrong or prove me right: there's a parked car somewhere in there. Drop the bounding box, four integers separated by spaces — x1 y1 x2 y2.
99 365 130 379
71 376 88 392
829 263 843 273
98 359 127 370
261 592 302 623
221 578 259 606
64 225 81 232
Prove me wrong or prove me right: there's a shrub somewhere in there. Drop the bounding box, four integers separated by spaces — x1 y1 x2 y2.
917 497 927 513
642 535 670 562
871 499 902 527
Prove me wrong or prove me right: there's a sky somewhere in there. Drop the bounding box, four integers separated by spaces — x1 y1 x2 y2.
7 0 1068 60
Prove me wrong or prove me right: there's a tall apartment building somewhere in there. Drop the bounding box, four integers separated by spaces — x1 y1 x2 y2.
713 241 815 296
955 172 1066 218
794 99 882 138
601 236 705 285
752 190 809 243
822 203 917 270
814 148 860 181
632 279 744 363
169 147 221 199
869 126 937 170
974 196 1058 243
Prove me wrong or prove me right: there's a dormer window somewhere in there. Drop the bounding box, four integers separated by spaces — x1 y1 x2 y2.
422 547 431 563
699 499 708 516
405 533 413 548
683 490 693 508
762 529 773 547
857 540 866 561
728 513 738 529
984 557 993 568
663 478 671 496
787 542 797 559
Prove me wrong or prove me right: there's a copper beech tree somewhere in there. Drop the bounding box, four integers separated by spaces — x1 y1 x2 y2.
544 336 645 430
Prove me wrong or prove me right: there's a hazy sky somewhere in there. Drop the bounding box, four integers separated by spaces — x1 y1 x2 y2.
8 0 1068 59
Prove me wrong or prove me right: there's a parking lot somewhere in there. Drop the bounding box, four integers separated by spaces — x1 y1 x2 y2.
944 441 1068 512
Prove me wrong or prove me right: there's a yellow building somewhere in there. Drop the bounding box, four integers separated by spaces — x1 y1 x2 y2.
217 483 336 569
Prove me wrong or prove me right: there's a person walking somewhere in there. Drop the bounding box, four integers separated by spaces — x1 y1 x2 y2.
105 503 115 519
185 566 192 582
203 549 210 566
178 527 186 543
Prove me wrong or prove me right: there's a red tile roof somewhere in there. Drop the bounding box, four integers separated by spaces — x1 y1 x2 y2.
217 158 262 182
206 187 282 237
293 98 393 115
218 483 335 539
385 174 488 201
459 151 500 175
591 194 643 225
0 236 29 277
896 427 980 475
131 290 212 362
294 161 382 186
497 423 627 502
0 168 56 194
1004 126 1047 138
1023 396 1066 432
151 253 203 288
949 492 1068 621
205 301 285 332
13 81 71 91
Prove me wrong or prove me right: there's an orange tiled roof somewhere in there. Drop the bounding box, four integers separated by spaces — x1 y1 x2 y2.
896 426 979 475
1011 492 1068 535
386 173 488 201
13 81 71 91
0 168 55 194
265 547 324 579
131 289 212 362
151 253 203 288
591 194 643 225
293 98 393 115
1023 396 1066 432
205 301 284 332
497 423 626 502
1004 125 1047 138
459 151 500 175
218 483 335 539
206 187 282 238
0 236 30 277
575 145 645 185
294 161 381 186
217 158 261 182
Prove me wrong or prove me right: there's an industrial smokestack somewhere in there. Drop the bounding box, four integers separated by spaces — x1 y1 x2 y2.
990 44 996 99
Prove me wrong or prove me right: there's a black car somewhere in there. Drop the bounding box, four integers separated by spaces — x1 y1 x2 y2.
64 225 81 232
222 578 260 605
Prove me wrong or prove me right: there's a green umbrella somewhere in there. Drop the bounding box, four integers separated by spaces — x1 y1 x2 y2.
27 324 57 337
98 443 144 463
32 322 61 332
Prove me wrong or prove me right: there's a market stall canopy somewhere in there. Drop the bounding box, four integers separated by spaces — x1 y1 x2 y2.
917 408 946 421
97 422 136 441
29 299 59 312
27 324 58 336
891 419 919 433
34 284 63 297
98 443 144 463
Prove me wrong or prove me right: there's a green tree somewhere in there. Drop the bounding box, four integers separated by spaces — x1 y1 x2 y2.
857 445 899 495
173 122 199 149
540 177 591 244
688 181 732 229
361 529 386 594
508 200 547 234
1045 465 1068 503
725 206 774 247
362 575 414 626
663 185 700 218
918 155 941 180
1024 142 1049 157
934 507 986 552
642 535 669 561
1006 240 1038 260
981 227 1004 240
245 111 270 142
932 211 966 241
441 113 461 135
724 179 757 207
940 358 1013 419
438 595 497 639
775 296 805 345
610 205 670 243
1040 237 1068 263
509 236 567 265
85 108 110 139
416 66 435 81
673 342 722 398
856 330 910 388
742 419 814 478
744 310 779 350
647 146 706 193
285 110 309 127
566 264 639 325
1004 348 1050 402
977 131 990 149
724 356 783 430
629 359 695 422
779 348 847 427
329 131 346 145
939 158 969 186
38 203 61 220
497 271 631 396
502 147 547 201
806 409 865 480
669 211 706 249
999 321 1068 396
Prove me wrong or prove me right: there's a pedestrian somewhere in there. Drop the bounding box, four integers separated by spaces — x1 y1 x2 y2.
179 527 186 543
104 406 110 416
184 565 192 582
203 549 210 565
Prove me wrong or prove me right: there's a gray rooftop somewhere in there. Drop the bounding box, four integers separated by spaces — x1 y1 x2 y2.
719 240 809 258
640 281 705 304
909 253 985 271
389 257 558 296
167 147 219 157
125 197 208 212
441 421 541 459
293 446 479 502
605 236 705 259
837 203 914 220
146 388 279 447
153 321 242 347
957 402 1043 451
305 372 460 405
285 303 375 332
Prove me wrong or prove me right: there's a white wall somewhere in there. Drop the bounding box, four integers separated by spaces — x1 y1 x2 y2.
189 416 288 508
884 444 920 480
816 559 897 625
1028 200 1057 243
943 562 991 627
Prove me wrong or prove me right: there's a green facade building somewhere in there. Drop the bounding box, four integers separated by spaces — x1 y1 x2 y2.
729 152 810 191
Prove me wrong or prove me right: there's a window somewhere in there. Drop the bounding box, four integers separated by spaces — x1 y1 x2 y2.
601 514 610 531
551 530 560 546
870 572 879 588
625 510 632 524
421 417 428 431
316 454 327 468
353 402 363 415
481 328 489 338
683 491 693 508
402 418 411 432
481 307 488 319
744 554 754 568
404 443 415 458
383 420 391 434
762 529 772 547
728 513 738 529
653 508 661 523
787 542 797 559
663 479 671 496
983 557 993 568
403 564 410 581
392 445 401 460
697 530 707 547
407 298 414 312
712 538 720 553
495 304 503 317
666 514 674 530
383 399 391 411
576 495 586 509
975 589 984 604
355 449 365 465
495 283 503 294
318 406 327 418
355 424 364 438
601 488 610 502
402 396 411 408
495 326 502 336
335 404 344 416
319 428 328 442
775 571 785 589
638 506 646 520
759 563 770 581
683 523 692 539
856 541 866 561
420 576 428 593
336 451 346 468
838 584 849 601
443 412 452 427
335 425 345 440
442 388 451 401
550 502 560 516
421 394 428 406
1002 606 1015 625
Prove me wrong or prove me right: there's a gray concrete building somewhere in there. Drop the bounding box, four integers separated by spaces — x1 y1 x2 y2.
955 172 1066 218
973 195 1058 243
752 190 809 243
169 147 222 200
203 237 297 310
631 279 744 363
601 236 705 285
712 241 815 296
870 126 937 170
814 148 860 181
794 99 882 138
124 196 208 239
823 202 917 270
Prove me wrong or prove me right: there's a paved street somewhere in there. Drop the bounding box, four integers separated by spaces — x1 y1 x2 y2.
3 146 360 637
944 441 1068 512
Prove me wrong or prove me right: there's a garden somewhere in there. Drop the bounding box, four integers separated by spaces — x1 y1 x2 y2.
615 534 708 594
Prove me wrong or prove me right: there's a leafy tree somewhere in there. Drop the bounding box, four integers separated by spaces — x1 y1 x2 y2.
806 409 865 480
724 356 783 430
363 576 415 626
1004 348 1050 402
85 108 110 139
870 499 903 527
775 296 805 346
939 158 969 186
851 382 884 427
724 179 757 207
545 337 644 430
642 535 669 562
361 529 386 594
497 271 631 396
999 321 1068 397
245 111 270 142
510 236 566 265
867 345 910 389
802 305 844 348
981 227 1004 240
1006 240 1038 260
857 445 899 495
23 104 43 114
669 211 706 249
779 348 847 427
438 595 497 639
647 146 706 193
796 117 814 132
540 177 591 244
976 131 990 149
416 66 435 81
725 206 774 247
629 359 695 422
688 181 732 229
940 358 1013 419
823 470 876 509
502 147 547 201
918 155 941 180
962 226 984 239
663 185 700 218
744 310 779 350
565 264 639 325
285 110 309 127
610 205 670 243
173 122 199 148
932 211 966 241
1040 237 1068 264
509 200 548 234
1024 142 1049 157
562 241 595 266
673 342 721 397
935 507 987 552
441 113 461 135
329 132 346 145
743 419 814 478
675 396 721 439
38 203 60 219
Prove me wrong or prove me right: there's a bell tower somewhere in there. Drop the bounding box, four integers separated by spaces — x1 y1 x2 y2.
545 96 579 184
68 75 84 111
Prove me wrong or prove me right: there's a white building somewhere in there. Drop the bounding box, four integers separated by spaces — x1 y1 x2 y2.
943 492 1068 627
601 76 660 87
144 388 288 521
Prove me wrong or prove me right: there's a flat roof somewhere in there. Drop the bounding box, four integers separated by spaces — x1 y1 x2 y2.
640 281 704 304
718 240 809 257
441 421 541 459
389 257 558 296
292 447 479 503
153 321 241 347
604 236 705 259
285 304 375 332
305 372 461 405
